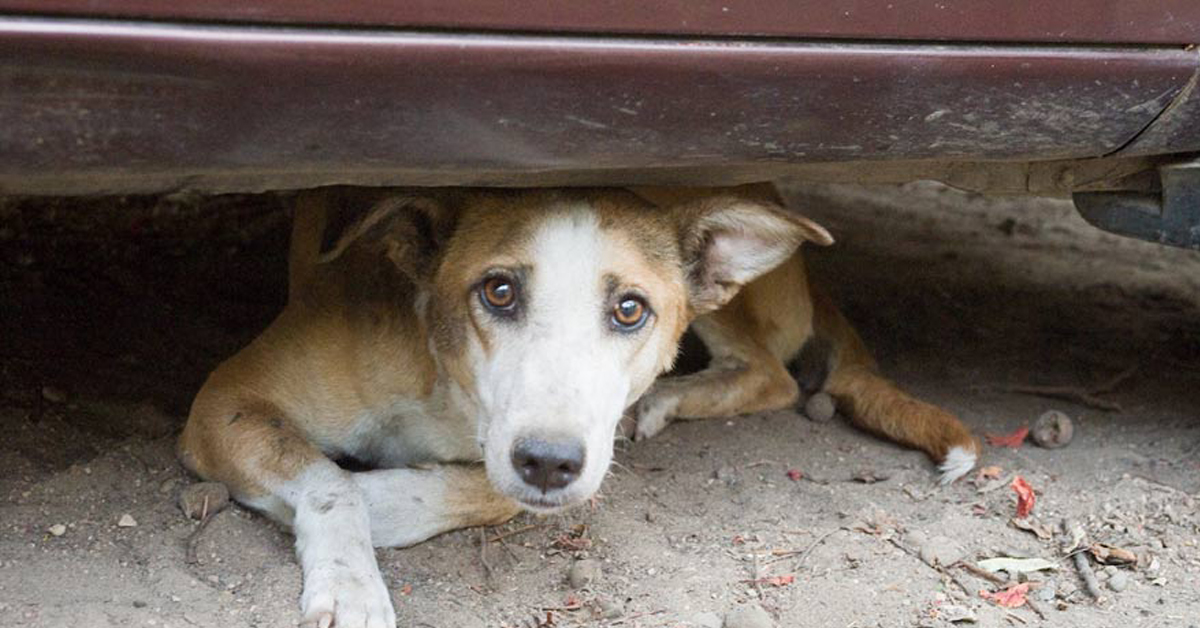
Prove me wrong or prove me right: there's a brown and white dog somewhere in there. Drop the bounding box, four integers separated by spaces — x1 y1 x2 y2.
178 185 978 628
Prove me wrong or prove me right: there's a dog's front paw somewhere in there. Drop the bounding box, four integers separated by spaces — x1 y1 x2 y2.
633 393 678 441
301 563 396 628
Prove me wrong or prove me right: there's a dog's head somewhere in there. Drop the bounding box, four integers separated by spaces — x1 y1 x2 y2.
380 188 831 511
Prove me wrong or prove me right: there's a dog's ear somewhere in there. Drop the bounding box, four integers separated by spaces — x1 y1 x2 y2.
675 196 833 315
320 194 459 283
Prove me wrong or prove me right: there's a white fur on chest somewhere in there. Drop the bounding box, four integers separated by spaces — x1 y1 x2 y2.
340 396 480 468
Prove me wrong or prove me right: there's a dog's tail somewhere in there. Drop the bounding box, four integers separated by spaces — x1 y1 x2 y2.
288 189 329 302
811 286 980 485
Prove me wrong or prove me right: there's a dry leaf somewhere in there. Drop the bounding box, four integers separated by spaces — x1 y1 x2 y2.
977 465 1003 480
1090 543 1137 565
743 575 795 587
1011 476 1036 518
986 427 1030 449
1010 516 1054 541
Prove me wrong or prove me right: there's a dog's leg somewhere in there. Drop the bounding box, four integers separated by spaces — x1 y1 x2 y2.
353 464 521 548
634 313 800 441
811 285 980 484
181 401 396 628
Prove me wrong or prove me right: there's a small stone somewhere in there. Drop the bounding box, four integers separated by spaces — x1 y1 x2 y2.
691 611 722 628
596 598 624 619
1102 565 1118 578
117 514 138 528
1031 410 1073 449
724 603 774 628
715 465 738 485
179 482 231 520
1108 571 1130 592
1034 580 1056 602
941 604 977 623
567 559 602 589
158 478 180 495
47 524 67 537
41 386 67 404
919 535 965 568
804 392 836 422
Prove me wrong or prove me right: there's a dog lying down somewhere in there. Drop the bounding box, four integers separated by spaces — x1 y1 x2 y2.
179 184 979 627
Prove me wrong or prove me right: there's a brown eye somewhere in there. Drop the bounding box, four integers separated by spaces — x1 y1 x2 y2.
612 295 649 331
481 276 517 312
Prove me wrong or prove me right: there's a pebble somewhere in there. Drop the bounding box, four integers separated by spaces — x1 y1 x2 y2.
47 524 67 537
41 386 67 404
596 598 624 619
1034 580 1056 602
715 465 738 485
804 392 836 422
941 604 977 623
117 514 138 528
919 535 965 568
724 604 773 628
180 482 231 520
1031 410 1073 449
158 478 180 495
1108 571 1130 592
691 611 722 628
567 559 602 589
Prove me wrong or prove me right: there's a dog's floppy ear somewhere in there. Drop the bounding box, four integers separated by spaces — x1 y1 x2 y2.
320 194 460 283
675 195 833 315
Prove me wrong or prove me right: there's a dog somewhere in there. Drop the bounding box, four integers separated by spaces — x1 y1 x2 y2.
178 185 978 628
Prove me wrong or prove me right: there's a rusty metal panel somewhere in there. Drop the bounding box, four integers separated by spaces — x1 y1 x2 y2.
1 1 1198 45
1119 61 1200 157
0 18 1195 195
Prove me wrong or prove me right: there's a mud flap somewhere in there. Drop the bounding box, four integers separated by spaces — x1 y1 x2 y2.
1073 160 1200 250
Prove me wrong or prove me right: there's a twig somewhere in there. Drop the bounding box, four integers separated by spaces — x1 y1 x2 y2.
1002 363 1138 412
494 528 522 564
1061 519 1103 600
184 512 216 565
885 537 972 598
792 527 845 570
956 561 1006 585
479 528 494 580
488 523 548 544
1024 597 1047 621
751 550 765 599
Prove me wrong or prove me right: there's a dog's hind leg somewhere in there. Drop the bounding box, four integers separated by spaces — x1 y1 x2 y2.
810 285 980 484
633 260 807 440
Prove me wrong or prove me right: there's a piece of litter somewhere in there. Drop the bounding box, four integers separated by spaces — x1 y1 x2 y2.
977 557 1058 574
118 514 138 528
980 583 1030 608
48 524 67 537
786 469 803 482
1010 476 1035 518
986 426 1029 449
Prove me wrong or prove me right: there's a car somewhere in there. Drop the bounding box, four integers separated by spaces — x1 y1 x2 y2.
1 1 1197 248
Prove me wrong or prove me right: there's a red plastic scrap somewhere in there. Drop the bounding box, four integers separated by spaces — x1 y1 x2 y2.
980 583 1030 608
986 426 1029 448
1011 476 1036 518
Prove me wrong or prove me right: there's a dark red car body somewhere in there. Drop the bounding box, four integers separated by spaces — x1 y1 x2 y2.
1 1 1198 207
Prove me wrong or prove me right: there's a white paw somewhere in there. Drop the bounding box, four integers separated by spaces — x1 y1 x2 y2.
301 563 396 628
634 393 678 441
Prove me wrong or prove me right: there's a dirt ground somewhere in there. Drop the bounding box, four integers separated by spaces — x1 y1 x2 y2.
1 182 1198 628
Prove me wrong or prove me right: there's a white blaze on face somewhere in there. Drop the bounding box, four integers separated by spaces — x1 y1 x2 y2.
474 207 661 510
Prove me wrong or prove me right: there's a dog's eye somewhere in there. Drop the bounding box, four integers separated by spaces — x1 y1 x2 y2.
481 276 518 312
612 295 649 331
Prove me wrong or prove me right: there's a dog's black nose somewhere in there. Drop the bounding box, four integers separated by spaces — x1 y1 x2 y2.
510 438 585 493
